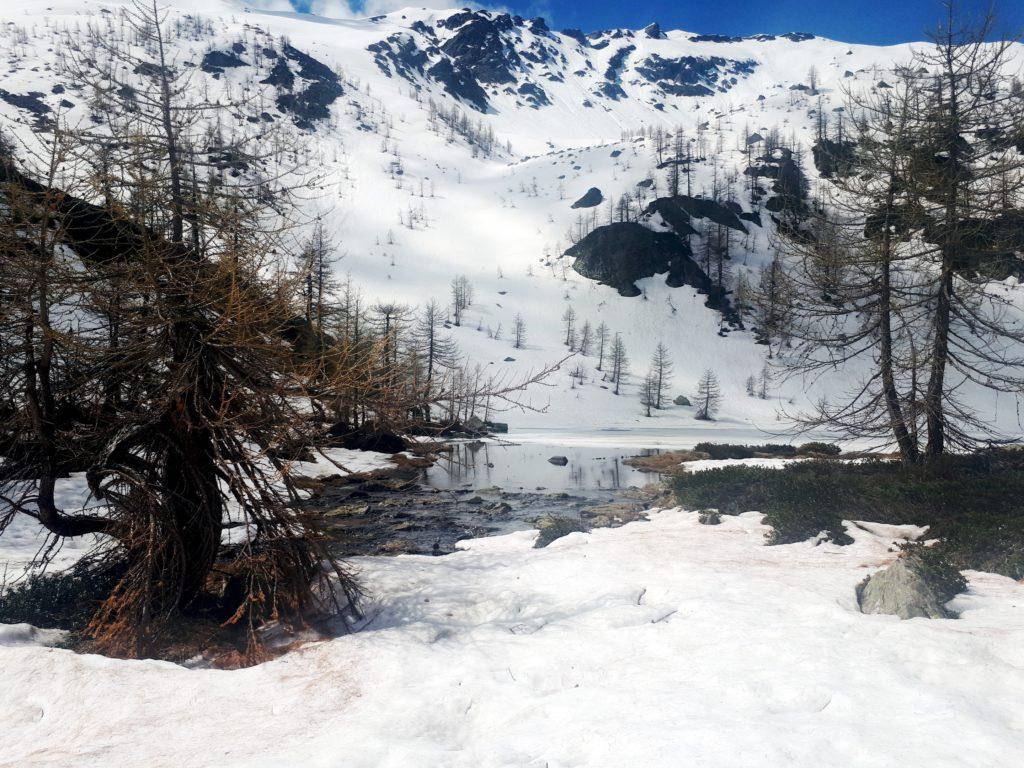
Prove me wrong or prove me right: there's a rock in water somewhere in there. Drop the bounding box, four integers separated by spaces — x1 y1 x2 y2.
548 455 569 466
857 552 962 620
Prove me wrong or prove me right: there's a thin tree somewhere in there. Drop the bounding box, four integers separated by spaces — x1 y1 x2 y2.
609 333 629 395
650 343 674 409
695 369 723 420
512 313 526 349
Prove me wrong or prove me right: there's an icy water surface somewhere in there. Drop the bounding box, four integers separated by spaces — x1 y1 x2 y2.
423 441 661 492
317 441 665 557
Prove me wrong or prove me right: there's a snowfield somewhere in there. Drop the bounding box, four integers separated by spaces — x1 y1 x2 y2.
3 509 1023 767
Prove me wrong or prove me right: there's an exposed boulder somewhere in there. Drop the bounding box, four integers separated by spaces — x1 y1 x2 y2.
548 455 569 466
534 516 588 548
673 395 691 406
570 187 604 209
857 548 966 620
566 222 711 297
200 49 246 74
697 509 722 525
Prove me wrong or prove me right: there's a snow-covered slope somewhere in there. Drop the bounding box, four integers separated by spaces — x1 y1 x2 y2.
0 0 1020 441
3 508 1024 766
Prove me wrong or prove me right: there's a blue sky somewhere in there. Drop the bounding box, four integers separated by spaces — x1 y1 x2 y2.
286 1 1024 45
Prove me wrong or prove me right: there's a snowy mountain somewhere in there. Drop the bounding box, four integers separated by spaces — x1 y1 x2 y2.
1 0 1020 442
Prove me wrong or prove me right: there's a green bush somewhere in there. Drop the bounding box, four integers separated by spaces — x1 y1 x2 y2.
672 451 1024 578
693 442 799 460
796 441 842 456
900 543 968 603
0 558 122 632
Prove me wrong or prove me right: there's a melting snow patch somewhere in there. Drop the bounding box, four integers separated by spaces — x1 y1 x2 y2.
2 508 1023 766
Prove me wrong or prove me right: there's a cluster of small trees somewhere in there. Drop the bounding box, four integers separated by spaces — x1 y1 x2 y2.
0 1 552 658
426 98 503 158
772 4 1024 462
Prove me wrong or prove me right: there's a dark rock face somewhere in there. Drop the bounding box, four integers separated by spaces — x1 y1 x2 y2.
441 13 520 85
561 28 590 47
517 81 550 108
0 89 50 118
747 148 806 217
636 55 756 97
427 58 490 111
328 422 407 454
547 455 569 466
642 197 699 237
643 22 666 40
273 44 344 130
368 33 432 82
200 49 246 74
567 222 711 297
654 195 748 233
812 138 857 178
689 33 743 43
571 187 604 209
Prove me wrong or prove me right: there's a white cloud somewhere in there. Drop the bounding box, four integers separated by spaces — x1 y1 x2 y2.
307 1 356 19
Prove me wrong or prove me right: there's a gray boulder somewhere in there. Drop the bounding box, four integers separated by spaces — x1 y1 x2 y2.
673 395 691 406
534 516 588 548
548 455 569 466
697 509 721 525
571 187 603 209
857 552 962 620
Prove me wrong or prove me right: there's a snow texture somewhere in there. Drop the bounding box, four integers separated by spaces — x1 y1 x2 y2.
2 509 1024 766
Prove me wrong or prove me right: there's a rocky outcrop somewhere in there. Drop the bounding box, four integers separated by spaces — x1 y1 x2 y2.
567 222 711 297
645 195 748 233
812 138 857 178
635 54 756 97
571 187 603 209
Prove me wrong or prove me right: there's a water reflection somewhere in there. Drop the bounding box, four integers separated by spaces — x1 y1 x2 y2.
423 442 662 492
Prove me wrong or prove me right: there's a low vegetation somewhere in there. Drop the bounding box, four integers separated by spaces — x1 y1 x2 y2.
672 449 1024 578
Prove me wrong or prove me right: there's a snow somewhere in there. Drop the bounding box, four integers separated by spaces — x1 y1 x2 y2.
2 508 1024 766
2 5 1024 763
2 0 1020 443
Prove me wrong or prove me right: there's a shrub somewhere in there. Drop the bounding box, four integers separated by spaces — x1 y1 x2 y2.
0 557 124 632
692 442 797 460
796 441 841 456
899 543 967 603
672 450 1024 579
693 442 754 460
